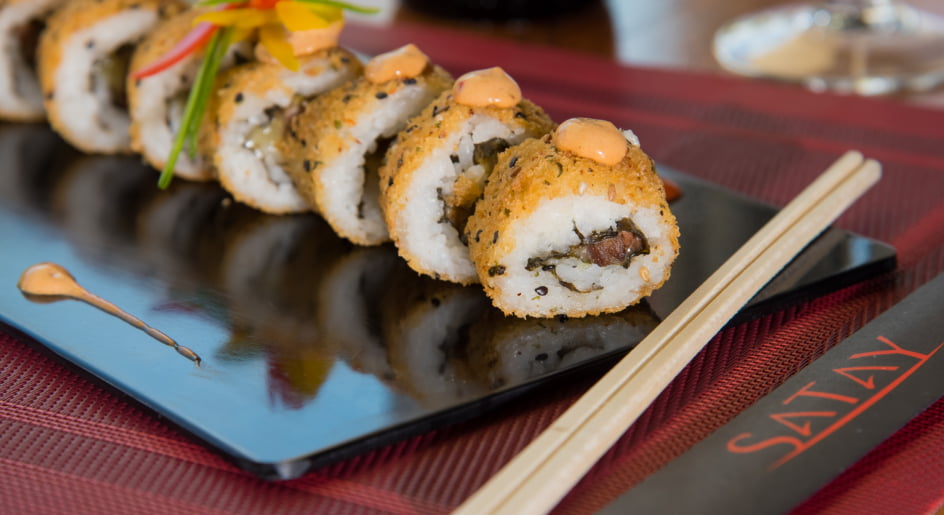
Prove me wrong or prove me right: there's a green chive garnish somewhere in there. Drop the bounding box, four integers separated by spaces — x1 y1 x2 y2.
158 27 231 189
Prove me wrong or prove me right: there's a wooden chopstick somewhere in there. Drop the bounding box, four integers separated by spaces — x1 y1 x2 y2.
455 151 881 515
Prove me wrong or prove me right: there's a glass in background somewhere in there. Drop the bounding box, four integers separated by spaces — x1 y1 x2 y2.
713 0 944 95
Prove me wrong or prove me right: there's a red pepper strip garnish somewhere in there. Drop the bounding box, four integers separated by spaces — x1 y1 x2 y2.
249 0 280 8
662 177 682 202
131 23 216 79
131 3 244 80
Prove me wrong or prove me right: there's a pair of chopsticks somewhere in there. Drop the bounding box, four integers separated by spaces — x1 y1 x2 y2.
455 151 881 515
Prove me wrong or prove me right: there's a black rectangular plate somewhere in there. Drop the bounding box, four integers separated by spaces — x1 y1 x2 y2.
0 124 895 480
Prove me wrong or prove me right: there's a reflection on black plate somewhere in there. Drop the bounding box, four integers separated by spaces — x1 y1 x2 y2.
0 124 895 480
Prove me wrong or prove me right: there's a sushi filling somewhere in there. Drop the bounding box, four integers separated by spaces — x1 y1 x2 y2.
16 19 44 76
92 44 134 110
442 137 511 242
359 137 393 219
525 218 650 292
245 99 305 186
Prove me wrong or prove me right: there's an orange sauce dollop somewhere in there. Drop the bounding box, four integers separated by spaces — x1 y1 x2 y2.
452 67 521 108
365 44 429 83
255 22 343 64
552 117 628 166
288 22 344 56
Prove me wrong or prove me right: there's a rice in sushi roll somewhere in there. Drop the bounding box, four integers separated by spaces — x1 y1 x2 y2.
127 9 252 181
38 0 183 153
280 44 452 245
0 0 65 121
465 117 680 318
207 46 362 214
380 66 554 284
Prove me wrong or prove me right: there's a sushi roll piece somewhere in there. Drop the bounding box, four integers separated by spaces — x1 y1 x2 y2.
0 0 66 121
207 46 362 214
465 118 680 318
37 0 183 153
280 43 452 245
379 66 554 284
127 9 252 181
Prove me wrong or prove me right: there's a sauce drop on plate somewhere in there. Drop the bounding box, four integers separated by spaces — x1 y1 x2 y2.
17 262 202 365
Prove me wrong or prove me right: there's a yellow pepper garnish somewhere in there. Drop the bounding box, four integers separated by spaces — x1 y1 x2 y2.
276 2 341 31
194 1 346 70
194 9 279 28
259 24 299 70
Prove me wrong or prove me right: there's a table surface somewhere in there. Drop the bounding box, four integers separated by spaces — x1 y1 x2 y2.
2 2 944 514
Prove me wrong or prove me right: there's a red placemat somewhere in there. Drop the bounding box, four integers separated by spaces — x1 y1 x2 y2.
1 21 943 514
